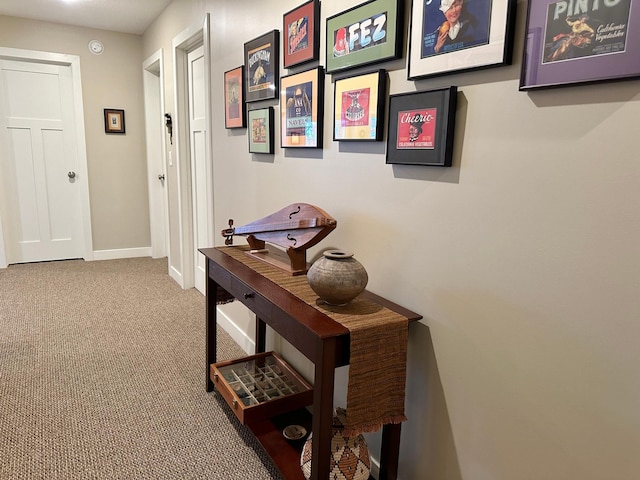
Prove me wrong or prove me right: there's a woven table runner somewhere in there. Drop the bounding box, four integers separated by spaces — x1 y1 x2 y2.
217 246 408 436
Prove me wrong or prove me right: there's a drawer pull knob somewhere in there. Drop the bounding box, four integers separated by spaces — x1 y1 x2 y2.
213 373 218 383
232 399 238 409
243 292 254 299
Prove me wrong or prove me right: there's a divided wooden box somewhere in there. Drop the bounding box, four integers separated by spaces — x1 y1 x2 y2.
210 351 313 424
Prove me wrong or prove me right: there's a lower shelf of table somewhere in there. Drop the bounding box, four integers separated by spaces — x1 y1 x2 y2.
247 408 312 480
248 409 377 480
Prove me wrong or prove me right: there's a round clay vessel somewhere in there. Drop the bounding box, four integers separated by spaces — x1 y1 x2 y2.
307 250 368 306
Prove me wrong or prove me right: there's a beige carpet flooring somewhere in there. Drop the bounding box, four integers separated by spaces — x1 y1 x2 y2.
0 257 282 479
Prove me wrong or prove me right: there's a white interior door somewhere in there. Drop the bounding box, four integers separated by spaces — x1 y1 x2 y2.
0 59 83 264
187 46 208 294
143 51 168 260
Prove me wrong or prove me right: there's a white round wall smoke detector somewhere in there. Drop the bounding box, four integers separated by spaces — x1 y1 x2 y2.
88 40 104 55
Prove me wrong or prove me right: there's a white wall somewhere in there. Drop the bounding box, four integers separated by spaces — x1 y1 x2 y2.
144 0 640 479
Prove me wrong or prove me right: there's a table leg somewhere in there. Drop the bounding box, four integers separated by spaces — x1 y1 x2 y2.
379 423 402 480
255 316 266 354
310 338 337 480
205 263 217 392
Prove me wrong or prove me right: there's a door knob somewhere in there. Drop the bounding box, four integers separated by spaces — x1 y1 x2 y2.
158 174 165 181
68 171 76 179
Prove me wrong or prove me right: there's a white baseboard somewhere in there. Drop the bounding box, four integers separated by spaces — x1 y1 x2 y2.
169 265 183 287
217 308 254 355
92 247 152 261
370 458 380 479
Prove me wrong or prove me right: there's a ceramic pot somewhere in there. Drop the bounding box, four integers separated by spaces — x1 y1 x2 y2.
307 250 368 306
300 408 371 480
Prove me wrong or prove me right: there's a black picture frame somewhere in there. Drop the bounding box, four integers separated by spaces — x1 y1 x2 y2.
520 0 640 90
283 0 321 68
248 107 275 154
104 109 125 134
386 86 457 167
407 0 517 80
333 69 386 142
244 30 280 102
325 0 403 74
280 66 325 149
224 66 246 129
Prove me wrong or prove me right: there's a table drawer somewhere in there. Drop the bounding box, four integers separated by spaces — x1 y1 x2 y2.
210 352 313 425
230 276 272 320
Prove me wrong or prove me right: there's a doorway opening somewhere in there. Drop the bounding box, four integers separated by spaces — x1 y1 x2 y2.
171 15 214 292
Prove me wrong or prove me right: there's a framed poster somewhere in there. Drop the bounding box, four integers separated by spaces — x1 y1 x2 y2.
386 86 457 167
408 0 516 79
284 0 321 68
520 0 640 89
325 0 403 74
244 30 280 102
280 66 324 148
104 109 125 134
224 66 246 129
248 107 275 154
333 69 386 141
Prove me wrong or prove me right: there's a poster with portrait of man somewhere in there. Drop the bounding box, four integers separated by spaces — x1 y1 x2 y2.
421 0 491 57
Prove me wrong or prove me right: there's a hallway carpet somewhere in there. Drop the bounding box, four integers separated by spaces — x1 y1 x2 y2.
0 257 281 479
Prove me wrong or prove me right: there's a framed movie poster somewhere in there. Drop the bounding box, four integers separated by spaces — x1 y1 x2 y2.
248 107 275 154
386 86 457 167
333 69 387 141
283 0 321 68
325 0 403 74
407 0 516 79
280 66 324 148
520 0 640 89
224 66 246 129
244 30 280 102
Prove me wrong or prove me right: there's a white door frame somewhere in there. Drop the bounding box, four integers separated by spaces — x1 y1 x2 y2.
0 47 93 268
143 49 169 261
171 15 214 289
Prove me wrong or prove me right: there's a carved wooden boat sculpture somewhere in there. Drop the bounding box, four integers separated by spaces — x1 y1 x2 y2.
221 203 337 275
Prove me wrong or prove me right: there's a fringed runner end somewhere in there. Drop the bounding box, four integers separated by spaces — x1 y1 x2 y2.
342 414 408 438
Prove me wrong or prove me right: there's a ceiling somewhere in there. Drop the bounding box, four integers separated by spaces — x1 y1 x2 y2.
0 0 172 35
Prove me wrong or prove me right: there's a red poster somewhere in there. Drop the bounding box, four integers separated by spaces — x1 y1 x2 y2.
396 108 437 149
341 88 370 127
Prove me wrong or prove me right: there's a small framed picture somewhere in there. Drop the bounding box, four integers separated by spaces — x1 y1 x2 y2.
333 69 386 142
244 30 280 103
520 0 640 89
104 109 125 134
224 66 246 129
283 0 321 68
325 0 404 74
386 86 457 167
280 66 324 149
248 107 275 154
407 0 517 80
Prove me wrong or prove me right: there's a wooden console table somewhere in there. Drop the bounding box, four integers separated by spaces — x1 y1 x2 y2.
200 246 421 480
